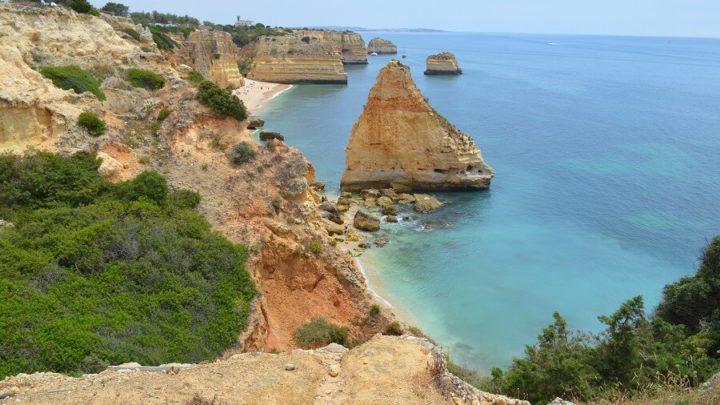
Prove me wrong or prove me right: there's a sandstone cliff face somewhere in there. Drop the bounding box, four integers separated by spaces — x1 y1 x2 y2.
425 51 462 75
297 30 368 64
244 35 348 84
367 37 397 54
341 60 493 191
181 29 244 88
0 335 528 405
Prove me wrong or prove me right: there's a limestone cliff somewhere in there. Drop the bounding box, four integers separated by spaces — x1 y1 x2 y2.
0 336 528 405
180 29 244 88
425 51 463 75
243 34 348 84
297 29 368 64
341 60 493 191
367 37 397 54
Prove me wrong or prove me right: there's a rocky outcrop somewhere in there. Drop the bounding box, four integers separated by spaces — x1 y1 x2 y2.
297 30 368 64
354 210 380 232
341 60 494 191
180 29 244 89
425 51 462 75
244 34 348 84
367 37 397 54
0 336 528 405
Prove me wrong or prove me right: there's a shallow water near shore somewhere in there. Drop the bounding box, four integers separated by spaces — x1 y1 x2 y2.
260 32 720 371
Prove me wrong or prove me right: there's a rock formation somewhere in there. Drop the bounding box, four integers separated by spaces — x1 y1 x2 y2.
341 60 494 191
181 29 244 88
367 37 397 54
0 335 528 405
425 51 463 75
243 34 348 84
297 29 368 64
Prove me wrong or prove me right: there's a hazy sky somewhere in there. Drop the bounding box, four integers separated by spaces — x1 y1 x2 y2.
101 0 720 38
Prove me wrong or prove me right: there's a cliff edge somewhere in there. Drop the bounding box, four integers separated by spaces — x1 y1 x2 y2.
341 60 494 191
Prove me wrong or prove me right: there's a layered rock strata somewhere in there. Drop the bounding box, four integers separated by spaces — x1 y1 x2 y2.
425 51 462 75
297 29 368 64
244 35 348 84
341 60 493 191
367 37 397 54
182 29 244 88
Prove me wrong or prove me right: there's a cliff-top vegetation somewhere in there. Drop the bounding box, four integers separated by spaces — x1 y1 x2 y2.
0 152 256 379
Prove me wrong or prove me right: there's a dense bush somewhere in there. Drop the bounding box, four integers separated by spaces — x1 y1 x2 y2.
0 152 256 379
197 80 247 121
77 112 106 137
229 142 256 166
126 68 165 91
308 240 322 255
147 26 178 50
120 27 140 41
294 318 349 348
40 65 106 101
490 238 720 404
130 11 200 27
65 0 99 15
157 108 170 121
100 2 129 17
185 70 205 85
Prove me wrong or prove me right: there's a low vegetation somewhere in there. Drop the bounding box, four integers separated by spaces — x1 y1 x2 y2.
40 65 106 101
64 0 99 16
294 318 349 348
197 81 248 121
157 108 170 122
120 27 140 41
126 68 165 91
100 2 129 17
77 111 106 136
229 142 256 165
0 152 256 379
487 237 720 404
147 26 178 50
185 69 205 85
308 240 322 255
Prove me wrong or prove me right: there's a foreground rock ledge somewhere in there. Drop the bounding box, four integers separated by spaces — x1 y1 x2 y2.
341 60 494 192
0 336 527 405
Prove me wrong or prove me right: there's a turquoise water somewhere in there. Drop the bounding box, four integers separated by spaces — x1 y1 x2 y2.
261 33 720 371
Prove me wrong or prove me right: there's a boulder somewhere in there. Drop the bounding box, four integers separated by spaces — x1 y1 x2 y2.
385 215 398 223
0 219 14 229
247 116 265 129
397 193 416 204
341 60 493 191
414 194 443 213
424 52 462 75
354 210 380 232
260 131 285 141
367 38 398 54
319 202 343 224
324 220 344 236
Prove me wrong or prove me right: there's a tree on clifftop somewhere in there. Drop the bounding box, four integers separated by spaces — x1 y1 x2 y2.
101 2 129 17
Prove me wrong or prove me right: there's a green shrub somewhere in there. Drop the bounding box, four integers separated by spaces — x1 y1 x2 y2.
186 69 205 85
196 80 247 121
126 68 165 90
101 2 129 17
370 304 381 317
120 27 140 41
301 36 311 44
148 26 178 50
0 153 256 379
168 189 201 209
229 142 256 165
294 318 349 348
77 112 106 137
115 170 168 205
65 0 98 15
309 240 322 255
40 65 106 101
157 108 170 121
385 321 403 336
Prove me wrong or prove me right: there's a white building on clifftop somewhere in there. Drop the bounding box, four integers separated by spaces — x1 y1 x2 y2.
235 16 253 27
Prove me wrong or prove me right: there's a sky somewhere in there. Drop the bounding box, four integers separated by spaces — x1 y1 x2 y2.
101 0 720 38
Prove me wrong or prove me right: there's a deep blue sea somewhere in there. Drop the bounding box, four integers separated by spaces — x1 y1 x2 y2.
260 32 720 371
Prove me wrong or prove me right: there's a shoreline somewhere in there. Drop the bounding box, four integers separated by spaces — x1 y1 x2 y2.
233 79 292 115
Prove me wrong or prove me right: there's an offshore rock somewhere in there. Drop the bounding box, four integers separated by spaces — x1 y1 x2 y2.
425 52 462 75
367 37 397 54
341 60 493 191
244 34 348 84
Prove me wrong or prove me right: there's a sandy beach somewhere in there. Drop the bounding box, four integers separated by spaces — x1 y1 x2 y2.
233 79 291 114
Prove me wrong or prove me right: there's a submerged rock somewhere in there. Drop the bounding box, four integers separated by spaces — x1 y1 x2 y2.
341 60 493 191
367 38 397 54
414 194 444 213
354 210 380 232
424 52 462 75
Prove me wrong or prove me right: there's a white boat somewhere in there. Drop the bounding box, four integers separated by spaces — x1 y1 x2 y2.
370 52 378 56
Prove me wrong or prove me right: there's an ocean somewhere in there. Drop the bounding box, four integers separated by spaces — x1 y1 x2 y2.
259 32 720 371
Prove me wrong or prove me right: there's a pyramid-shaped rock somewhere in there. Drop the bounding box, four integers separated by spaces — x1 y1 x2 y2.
341 60 494 191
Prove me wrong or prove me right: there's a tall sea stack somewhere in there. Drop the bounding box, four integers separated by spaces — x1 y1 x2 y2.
341 60 494 192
